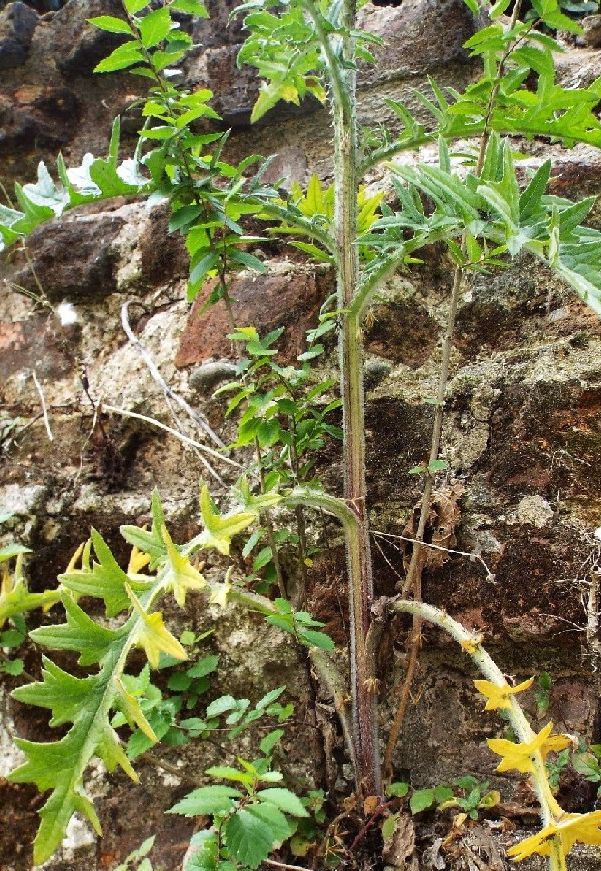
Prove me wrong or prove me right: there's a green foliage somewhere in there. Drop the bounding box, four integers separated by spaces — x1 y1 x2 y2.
385 777 500 820
169 747 310 870
6 484 270 863
535 671 552 717
6 0 601 865
235 0 328 122
379 135 601 315
112 837 156 871
214 324 340 589
111 656 292 758
267 597 335 649
545 736 601 797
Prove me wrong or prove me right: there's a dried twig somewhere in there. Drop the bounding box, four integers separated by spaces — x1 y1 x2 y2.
121 301 225 448
31 371 53 442
372 530 495 583
102 404 241 470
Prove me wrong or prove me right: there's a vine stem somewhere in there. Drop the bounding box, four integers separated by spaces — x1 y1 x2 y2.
382 261 464 781
254 438 287 600
392 599 565 871
383 3 525 776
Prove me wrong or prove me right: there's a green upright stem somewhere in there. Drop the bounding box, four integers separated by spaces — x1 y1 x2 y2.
312 0 381 798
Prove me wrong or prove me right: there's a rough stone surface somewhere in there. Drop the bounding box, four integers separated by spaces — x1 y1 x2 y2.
175 262 334 366
0 2 38 71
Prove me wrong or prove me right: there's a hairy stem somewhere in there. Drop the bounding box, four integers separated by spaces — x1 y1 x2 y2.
330 0 381 797
393 599 565 871
255 438 287 599
288 416 308 607
383 8 524 770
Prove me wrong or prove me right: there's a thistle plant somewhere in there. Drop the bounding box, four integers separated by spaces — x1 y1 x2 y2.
3 0 601 868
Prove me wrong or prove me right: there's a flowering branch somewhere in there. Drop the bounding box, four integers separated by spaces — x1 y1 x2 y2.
392 599 601 871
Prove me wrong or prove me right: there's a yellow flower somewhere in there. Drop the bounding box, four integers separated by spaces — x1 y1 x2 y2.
507 811 601 861
487 722 572 774
474 677 534 711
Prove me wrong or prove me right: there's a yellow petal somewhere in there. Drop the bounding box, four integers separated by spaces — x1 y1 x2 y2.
161 525 206 607
474 677 534 711
507 824 559 861
126 584 187 668
508 811 601 861
66 542 86 573
137 611 187 669
487 722 570 774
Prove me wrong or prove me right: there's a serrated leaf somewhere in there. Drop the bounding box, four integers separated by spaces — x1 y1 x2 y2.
161 524 206 607
298 628 335 650
139 7 172 48
127 586 187 669
12 657 96 727
260 729 285 756
224 806 281 869
88 16 133 34
59 529 150 617
94 41 144 73
168 785 241 817
187 655 219 678
386 781 410 798
257 788 309 817
206 695 237 717
410 788 435 814
30 595 120 667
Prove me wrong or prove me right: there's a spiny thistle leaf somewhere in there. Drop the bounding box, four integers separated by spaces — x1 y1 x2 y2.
9 528 186 863
0 555 59 628
30 594 122 667
196 486 255 556
59 528 153 617
12 656 97 727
